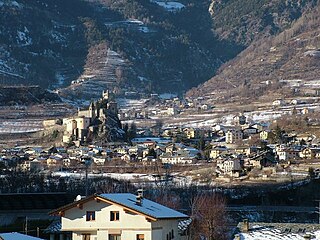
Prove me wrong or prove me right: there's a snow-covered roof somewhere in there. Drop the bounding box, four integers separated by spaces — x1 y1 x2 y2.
99 193 188 219
0 232 44 240
178 218 192 233
50 193 188 220
131 137 171 144
236 222 320 240
44 220 61 234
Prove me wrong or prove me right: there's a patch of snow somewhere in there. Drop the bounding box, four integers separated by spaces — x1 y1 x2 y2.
50 31 66 43
105 19 144 26
51 171 193 187
17 27 32 46
126 19 144 25
11 1 21 8
0 1 23 8
304 50 320 58
117 98 148 110
138 26 150 33
152 1 185 12
0 69 24 79
29 52 39 56
0 120 43 134
0 60 12 71
304 80 320 87
159 93 178 100
237 226 320 240
138 76 148 82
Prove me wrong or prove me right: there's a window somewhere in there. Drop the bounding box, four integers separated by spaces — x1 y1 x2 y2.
82 234 91 240
171 230 174 238
110 211 119 221
109 234 121 240
136 234 144 240
86 211 95 221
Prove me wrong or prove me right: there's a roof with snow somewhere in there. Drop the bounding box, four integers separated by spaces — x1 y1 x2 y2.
99 193 188 219
50 193 188 220
131 137 172 144
236 222 320 240
44 220 61 234
0 232 44 240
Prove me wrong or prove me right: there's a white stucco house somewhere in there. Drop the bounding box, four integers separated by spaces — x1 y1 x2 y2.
225 129 243 144
50 193 189 240
216 158 242 176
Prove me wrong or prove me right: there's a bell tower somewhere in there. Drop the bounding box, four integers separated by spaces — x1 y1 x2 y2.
89 102 95 118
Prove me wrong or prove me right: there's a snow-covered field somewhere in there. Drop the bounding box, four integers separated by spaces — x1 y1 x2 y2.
117 98 148 111
163 109 284 129
51 171 193 187
0 119 43 133
0 104 74 135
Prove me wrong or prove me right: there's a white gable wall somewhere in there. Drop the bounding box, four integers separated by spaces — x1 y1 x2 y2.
62 200 152 240
151 219 181 240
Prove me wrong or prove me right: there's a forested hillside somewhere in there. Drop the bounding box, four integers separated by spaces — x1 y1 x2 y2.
210 0 317 45
0 0 240 97
0 0 93 85
188 1 320 102
1 0 318 99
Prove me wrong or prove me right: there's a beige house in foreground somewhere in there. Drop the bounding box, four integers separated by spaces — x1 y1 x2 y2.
50 193 189 240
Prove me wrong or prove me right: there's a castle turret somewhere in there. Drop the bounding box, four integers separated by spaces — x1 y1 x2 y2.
89 102 96 119
107 101 118 115
102 90 109 101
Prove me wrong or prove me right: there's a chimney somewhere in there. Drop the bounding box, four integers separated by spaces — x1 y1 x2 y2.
136 189 144 206
137 189 144 198
242 219 249 232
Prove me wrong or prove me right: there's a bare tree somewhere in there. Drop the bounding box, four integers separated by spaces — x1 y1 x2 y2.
190 193 229 240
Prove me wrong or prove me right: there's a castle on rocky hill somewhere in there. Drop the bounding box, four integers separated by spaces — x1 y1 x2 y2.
63 90 122 145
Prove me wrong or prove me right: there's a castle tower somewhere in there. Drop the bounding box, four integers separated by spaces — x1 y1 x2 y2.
107 101 118 115
89 102 96 119
102 90 109 101
94 101 100 118
234 113 246 126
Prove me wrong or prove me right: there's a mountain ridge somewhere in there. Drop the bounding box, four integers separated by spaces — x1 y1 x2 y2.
0 0 318 101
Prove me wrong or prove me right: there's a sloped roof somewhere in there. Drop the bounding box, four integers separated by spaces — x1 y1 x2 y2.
44 220 61 234
99 193 188 219
50 193 188 220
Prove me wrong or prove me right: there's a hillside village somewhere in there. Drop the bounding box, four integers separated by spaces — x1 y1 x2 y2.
2 70 320 240
1 1 320 239
2 91 320 188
